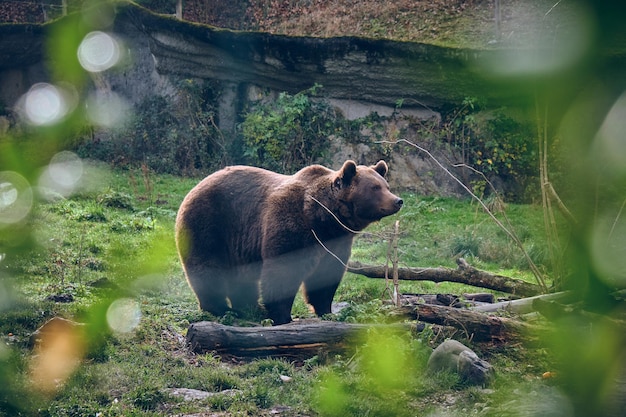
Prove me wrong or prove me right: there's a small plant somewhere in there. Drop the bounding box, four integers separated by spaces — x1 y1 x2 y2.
109 214 155 233
97 189 134 210
128 386 168 411
335 299 389 323
449 231 482 258
239 84 341 173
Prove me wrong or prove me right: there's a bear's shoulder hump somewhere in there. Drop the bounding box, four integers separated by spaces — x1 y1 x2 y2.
294 164 332 180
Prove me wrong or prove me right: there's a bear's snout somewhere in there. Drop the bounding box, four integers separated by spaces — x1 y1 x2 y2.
389 196 403 214
379 195 403 217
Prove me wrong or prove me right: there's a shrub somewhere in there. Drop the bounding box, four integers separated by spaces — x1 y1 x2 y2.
75 79 226 175
468 112 537 195
97 189 134 211
438 100 540 202
239 84 342 173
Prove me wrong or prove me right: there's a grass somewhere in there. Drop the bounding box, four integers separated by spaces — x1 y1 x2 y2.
0 162 559 416
243 0 579 50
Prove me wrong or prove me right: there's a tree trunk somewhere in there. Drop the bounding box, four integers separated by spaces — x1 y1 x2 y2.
186 320 422 358
348 258 542 297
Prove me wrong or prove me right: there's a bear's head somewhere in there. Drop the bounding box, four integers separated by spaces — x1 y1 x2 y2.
332 160 403 231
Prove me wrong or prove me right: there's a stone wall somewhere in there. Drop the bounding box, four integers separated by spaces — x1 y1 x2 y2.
0 3 522 196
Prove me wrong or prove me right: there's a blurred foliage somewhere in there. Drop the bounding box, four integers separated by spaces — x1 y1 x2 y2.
1 0 626 416
75 79 228 175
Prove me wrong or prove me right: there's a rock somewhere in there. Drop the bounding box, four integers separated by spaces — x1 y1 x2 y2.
427 339 494 386
0 3 528 128
164 387 242 402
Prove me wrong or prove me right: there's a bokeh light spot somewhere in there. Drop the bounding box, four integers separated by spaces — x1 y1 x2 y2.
20 83 68 126
0 171 33 226
78 31 121 73
106 298 141 333
85 91 129 127
30 318 85 393
591 91 626 177
591 215 626 288
38 151 84 198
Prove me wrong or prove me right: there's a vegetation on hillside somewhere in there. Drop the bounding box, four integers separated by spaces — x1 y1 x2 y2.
1 0 579 50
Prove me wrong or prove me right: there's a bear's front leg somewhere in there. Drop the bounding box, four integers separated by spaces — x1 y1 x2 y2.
303 236 352 317
260 250 318 325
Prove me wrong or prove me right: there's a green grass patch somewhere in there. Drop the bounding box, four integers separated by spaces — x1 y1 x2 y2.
0 166 559 416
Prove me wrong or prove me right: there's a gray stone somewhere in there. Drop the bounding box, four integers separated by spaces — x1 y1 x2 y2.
427 339 494 386
164 387 242 402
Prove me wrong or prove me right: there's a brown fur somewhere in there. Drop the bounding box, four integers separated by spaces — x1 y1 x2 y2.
175 160 403 324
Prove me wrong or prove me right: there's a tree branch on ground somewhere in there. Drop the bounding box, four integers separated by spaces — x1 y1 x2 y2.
348 258 542 297
381 138 549 292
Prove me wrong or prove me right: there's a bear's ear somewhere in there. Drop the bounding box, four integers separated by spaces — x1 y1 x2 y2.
372 160 388 178
335 160 357 188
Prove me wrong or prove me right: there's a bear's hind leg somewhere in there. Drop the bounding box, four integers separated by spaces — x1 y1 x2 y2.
185 264 230 316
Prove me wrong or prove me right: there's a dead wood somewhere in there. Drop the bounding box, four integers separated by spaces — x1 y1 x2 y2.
472 291 572 314
348 258 542 297
402 293 467 308
394 303 536 343
186 320 423 358
463 293 496 303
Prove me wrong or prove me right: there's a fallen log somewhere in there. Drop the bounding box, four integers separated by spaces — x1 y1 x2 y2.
472 291 572 314
186 320 423 358
400 293 496 308
464 293 496 303
394 303 536 342
402 293 466 307
347 258 542 297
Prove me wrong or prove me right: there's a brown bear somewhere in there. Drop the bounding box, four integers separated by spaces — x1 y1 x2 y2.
175 160 403 325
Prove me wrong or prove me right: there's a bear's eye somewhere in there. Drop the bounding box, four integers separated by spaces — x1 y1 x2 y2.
371 184 381 192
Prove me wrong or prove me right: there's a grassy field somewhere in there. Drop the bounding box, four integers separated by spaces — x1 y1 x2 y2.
1 162 558 416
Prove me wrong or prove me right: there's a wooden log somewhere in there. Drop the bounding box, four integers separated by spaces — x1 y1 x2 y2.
347 258 542 297
395 303 535 343
463 293 496 303
402 293 496 308
186 320 423 358
402 293 465 307
472 291 572 314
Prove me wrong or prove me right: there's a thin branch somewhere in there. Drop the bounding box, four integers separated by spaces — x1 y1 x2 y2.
609 198 626 240
311 229 349 268
309 196 360 234
545 181 576 224
545 0 563 17
392 220 400 306
382 139 549 292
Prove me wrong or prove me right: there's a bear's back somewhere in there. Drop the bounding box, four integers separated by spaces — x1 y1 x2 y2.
179 166 288 226
292 164 333 182
176 166 288 257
